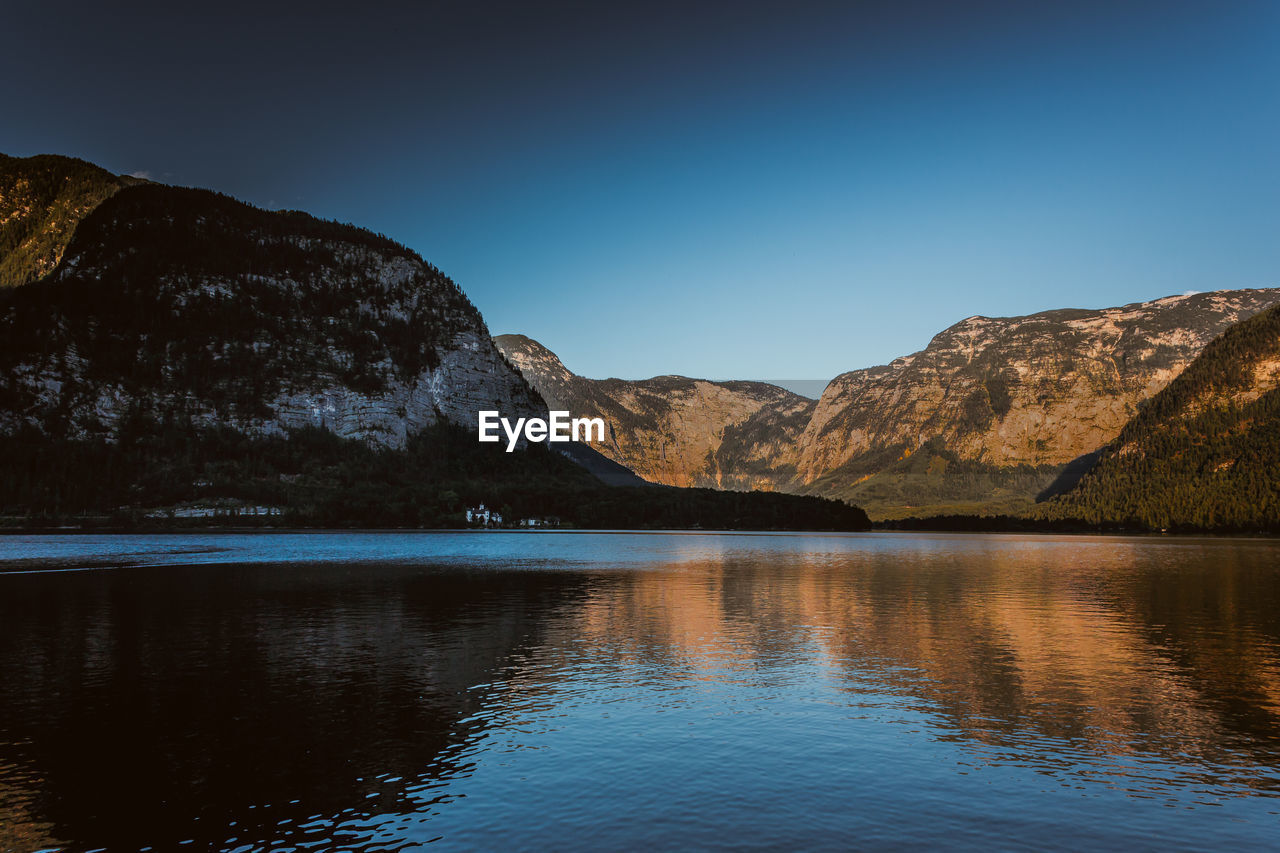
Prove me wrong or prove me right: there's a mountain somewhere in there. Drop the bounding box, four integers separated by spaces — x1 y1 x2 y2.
494 334 814 488
1037 304 1280 530
0 153 867 530
501 290 1280 519
792 290 1280 517
0 153 145 288
0 177 542 446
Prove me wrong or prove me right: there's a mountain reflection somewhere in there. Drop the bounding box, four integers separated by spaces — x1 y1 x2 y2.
538 541 1280 794
2 535 1280 850
0 563 598 850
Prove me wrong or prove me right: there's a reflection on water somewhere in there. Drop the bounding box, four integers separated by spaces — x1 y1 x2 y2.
1 533 1279 850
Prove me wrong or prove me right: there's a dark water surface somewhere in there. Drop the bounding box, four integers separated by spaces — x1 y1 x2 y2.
2 532 1279 850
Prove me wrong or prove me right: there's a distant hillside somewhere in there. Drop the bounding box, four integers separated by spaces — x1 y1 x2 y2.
757 379 830 399
494 334 813 489
1038 304 1280 530
0 153 143 288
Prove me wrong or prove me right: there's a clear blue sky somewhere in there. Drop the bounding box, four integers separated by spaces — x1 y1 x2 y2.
4 1 1278 380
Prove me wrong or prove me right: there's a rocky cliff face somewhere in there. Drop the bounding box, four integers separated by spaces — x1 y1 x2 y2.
494 334 809 488
0 180 542 447
502 290 1280 517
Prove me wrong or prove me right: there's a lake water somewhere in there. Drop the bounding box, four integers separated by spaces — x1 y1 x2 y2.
2 531 1279 850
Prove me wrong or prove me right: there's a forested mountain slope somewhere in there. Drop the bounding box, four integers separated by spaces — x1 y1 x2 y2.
0 182 541 446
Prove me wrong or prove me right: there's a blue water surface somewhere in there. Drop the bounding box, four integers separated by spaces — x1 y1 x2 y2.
1 531 1278 850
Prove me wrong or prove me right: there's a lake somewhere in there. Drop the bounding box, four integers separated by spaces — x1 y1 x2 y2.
2 531 1279 850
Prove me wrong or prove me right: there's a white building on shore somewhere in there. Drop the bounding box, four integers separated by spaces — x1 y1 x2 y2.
466 504 502 526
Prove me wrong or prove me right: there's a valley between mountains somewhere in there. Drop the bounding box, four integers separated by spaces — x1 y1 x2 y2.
2 152 1278 531
497 288 1280 521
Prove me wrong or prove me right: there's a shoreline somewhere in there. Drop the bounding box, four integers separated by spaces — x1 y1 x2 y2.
1 524 1276 538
